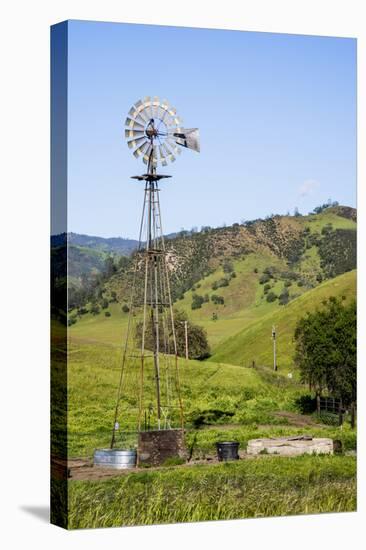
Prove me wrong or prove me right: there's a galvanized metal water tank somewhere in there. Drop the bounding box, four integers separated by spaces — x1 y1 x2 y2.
93 448 137 469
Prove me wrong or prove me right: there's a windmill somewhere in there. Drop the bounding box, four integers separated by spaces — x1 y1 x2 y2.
109 97 200 465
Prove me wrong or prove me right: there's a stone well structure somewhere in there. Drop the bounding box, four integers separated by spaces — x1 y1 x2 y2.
247 435 334 456
137 429 186 467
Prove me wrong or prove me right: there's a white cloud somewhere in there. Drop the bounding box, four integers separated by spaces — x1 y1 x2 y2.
298 179 319 197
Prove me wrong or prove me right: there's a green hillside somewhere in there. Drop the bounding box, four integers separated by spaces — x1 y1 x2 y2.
67 205 356 366
211 270 356 369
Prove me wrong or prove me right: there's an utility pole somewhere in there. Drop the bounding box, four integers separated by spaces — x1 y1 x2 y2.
272 325 277 371
184 320 189 361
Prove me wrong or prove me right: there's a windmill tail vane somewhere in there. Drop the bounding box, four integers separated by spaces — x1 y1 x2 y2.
110 97 199 449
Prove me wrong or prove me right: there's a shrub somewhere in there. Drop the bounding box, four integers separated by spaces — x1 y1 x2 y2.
135 309 210 360
101 299 109 309
297 281 304 287
90 304 100 315
284 280 292 287
264 266 277 278
295 395 317 414
211 294 224 305
223 260 234 274
254 268 258 273
191 293 204 310
263 283 271 292
266 292 277 303
259 273 270 284
105 311 111 317
278 288 289 306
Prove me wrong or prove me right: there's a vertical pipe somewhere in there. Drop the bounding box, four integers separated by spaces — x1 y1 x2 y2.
272 325 277 371
148 161 161 429
185 320 189 361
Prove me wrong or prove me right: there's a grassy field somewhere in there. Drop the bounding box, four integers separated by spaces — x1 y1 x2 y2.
302 211 356 233
66 336 356 458
67 340 303 457
67 455 356 528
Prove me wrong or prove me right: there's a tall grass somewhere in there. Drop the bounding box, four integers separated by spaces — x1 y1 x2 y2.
68 455 356 529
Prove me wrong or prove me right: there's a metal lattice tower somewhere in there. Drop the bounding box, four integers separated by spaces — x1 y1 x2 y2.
110 97 199 448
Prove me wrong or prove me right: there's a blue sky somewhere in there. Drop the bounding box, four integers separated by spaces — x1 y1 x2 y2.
67 20 356 238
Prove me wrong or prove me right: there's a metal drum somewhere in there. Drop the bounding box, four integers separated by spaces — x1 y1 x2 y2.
93 448 137 469
216 441 240 461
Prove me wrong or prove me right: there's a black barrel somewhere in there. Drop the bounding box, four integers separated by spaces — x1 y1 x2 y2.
216 441 240 461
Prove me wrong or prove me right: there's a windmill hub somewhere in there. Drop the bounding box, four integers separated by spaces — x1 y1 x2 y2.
145 118 165 139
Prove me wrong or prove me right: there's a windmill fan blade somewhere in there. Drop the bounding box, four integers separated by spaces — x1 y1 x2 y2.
134 141 150 159
125 129 145 139
134 100 150 122
128 109 147 127
142 144 153 164
158 144 169 167
125 117 145 131
152 96 160 119
142 97 153 119
127 136 148 150
172 128 200 152
166 138 181 155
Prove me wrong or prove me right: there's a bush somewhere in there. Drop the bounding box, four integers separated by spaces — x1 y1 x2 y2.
264 266 277 278
259 273 270 284
105 311 111 317
254 268 258 273
101 298 109 309
223 260 234 274
122 304 130 313
297 281 304 287
284 280 292 287
266 292 277 303
135 309 210 360
278 288 289 306
191 294 204 310
90 304 100 315
295 395 317 414
263 283 271 292
211 294 224 305
68 315 77 326
230 272 237 279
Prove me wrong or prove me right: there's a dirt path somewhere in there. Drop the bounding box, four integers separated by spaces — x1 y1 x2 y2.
272 411 320 428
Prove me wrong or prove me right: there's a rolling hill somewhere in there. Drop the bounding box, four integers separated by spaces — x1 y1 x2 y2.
67 204 356 370
211 269 356 369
